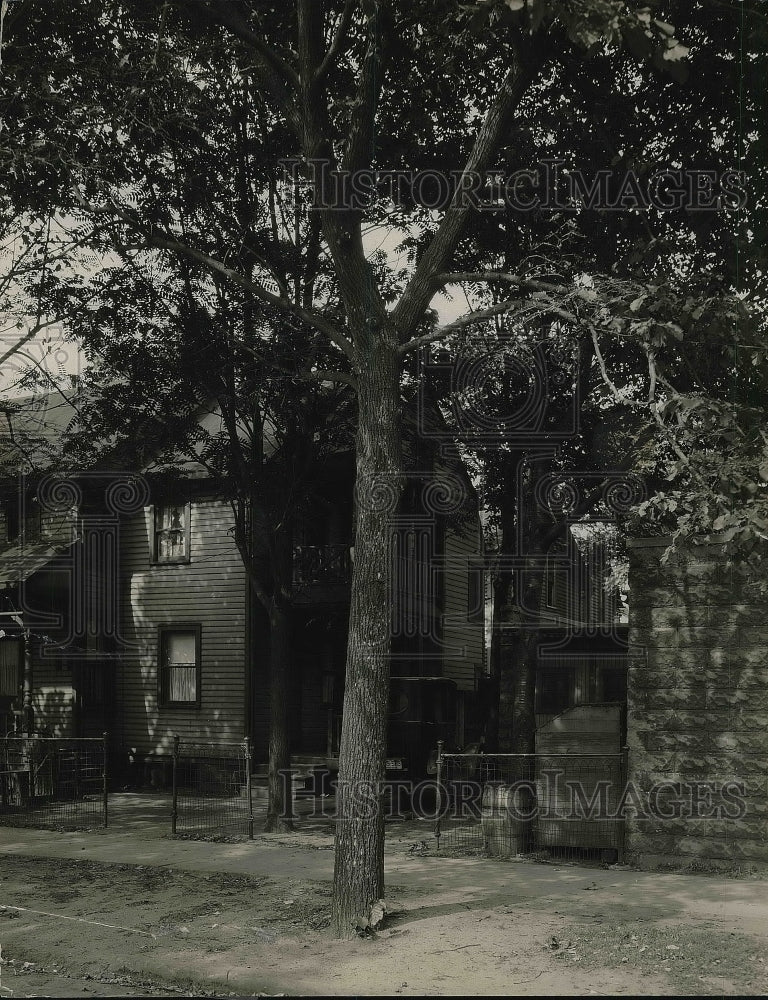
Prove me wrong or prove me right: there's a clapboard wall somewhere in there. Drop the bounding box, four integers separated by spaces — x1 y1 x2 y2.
117 500 247 757
441 517 484 693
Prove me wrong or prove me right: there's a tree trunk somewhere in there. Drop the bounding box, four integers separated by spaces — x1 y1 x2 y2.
331 333 402 938
510 616 540 754
265 600 294 832
490 450 521 752
497 453 547 852
485 572 510 753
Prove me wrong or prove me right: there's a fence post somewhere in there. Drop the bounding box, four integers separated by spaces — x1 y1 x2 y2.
434 740 444 851
102 732 109 829
171 734 179 836
618 744 629 863
244 736 254 840
26 737 34 811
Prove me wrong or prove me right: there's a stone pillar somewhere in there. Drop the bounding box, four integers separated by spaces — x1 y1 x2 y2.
626 538 768 868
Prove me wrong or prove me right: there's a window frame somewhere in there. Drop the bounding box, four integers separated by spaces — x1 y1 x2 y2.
157 624 201 709
150 502 192 565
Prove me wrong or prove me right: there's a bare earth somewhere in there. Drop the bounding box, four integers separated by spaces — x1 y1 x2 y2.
0 795 765 997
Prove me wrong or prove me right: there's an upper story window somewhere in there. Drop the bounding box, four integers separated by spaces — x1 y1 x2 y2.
152 504 191 564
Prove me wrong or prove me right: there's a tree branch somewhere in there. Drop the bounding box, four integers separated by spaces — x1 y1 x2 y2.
148 232 355 361
300 368 357 388
590 326 645 410
316 0 356 83
177 1 302 137
392 47 546 338
196 1 299 89
434 271 570 297
342 2 385 173
399 297 579 357
72 188 357 363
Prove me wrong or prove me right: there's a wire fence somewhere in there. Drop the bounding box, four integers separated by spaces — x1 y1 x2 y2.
172 736 254 839
0 735 108 830
435 751 627 862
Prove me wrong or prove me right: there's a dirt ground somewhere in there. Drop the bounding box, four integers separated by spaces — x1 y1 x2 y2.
0 804 766 997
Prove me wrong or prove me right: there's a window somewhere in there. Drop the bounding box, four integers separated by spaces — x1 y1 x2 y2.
158 626 201 707
152 504 191 563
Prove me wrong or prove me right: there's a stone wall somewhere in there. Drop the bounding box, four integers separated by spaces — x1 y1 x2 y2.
626 537 768 868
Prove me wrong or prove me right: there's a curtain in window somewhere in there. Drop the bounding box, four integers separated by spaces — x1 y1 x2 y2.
165 631 196 702
156 506 187 561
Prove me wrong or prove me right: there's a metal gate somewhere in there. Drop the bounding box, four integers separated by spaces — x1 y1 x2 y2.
171 736 254 839
0 735 108 830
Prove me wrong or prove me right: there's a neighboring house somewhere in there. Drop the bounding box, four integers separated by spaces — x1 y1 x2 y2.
495 518 630 752
534 521 629 732
116 447 485 781
0 394 486 784
0 394 91 738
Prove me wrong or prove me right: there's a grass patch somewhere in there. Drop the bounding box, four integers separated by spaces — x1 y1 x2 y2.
550 920 768 995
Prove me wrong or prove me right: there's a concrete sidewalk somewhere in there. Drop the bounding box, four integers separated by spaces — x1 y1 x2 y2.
0 803 766 938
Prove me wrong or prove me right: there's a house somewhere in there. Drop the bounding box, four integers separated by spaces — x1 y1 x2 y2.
0 394 486 786
0 394 94 738
495 517 630 753
534 521 629 730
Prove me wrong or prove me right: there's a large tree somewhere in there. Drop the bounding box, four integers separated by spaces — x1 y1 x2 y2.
2 0 763 934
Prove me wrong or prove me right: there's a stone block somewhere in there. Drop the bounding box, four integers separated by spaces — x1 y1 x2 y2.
708 688 768 710
639 732 712 754
674 752 768 776
728 646 768 670
629 669 677 691
631 687 706 710
727 710 768 731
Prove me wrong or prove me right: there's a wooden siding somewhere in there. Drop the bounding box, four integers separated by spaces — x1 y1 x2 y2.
117 500 247 756
537 704 623 756
441 517 484 692
32 649 75 738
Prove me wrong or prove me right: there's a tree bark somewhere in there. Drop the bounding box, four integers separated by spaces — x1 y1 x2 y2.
487 451 521 752
509 587 541 757
498 454 549 852
265 600 294 832
331 330 402 937
485 572 509 753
